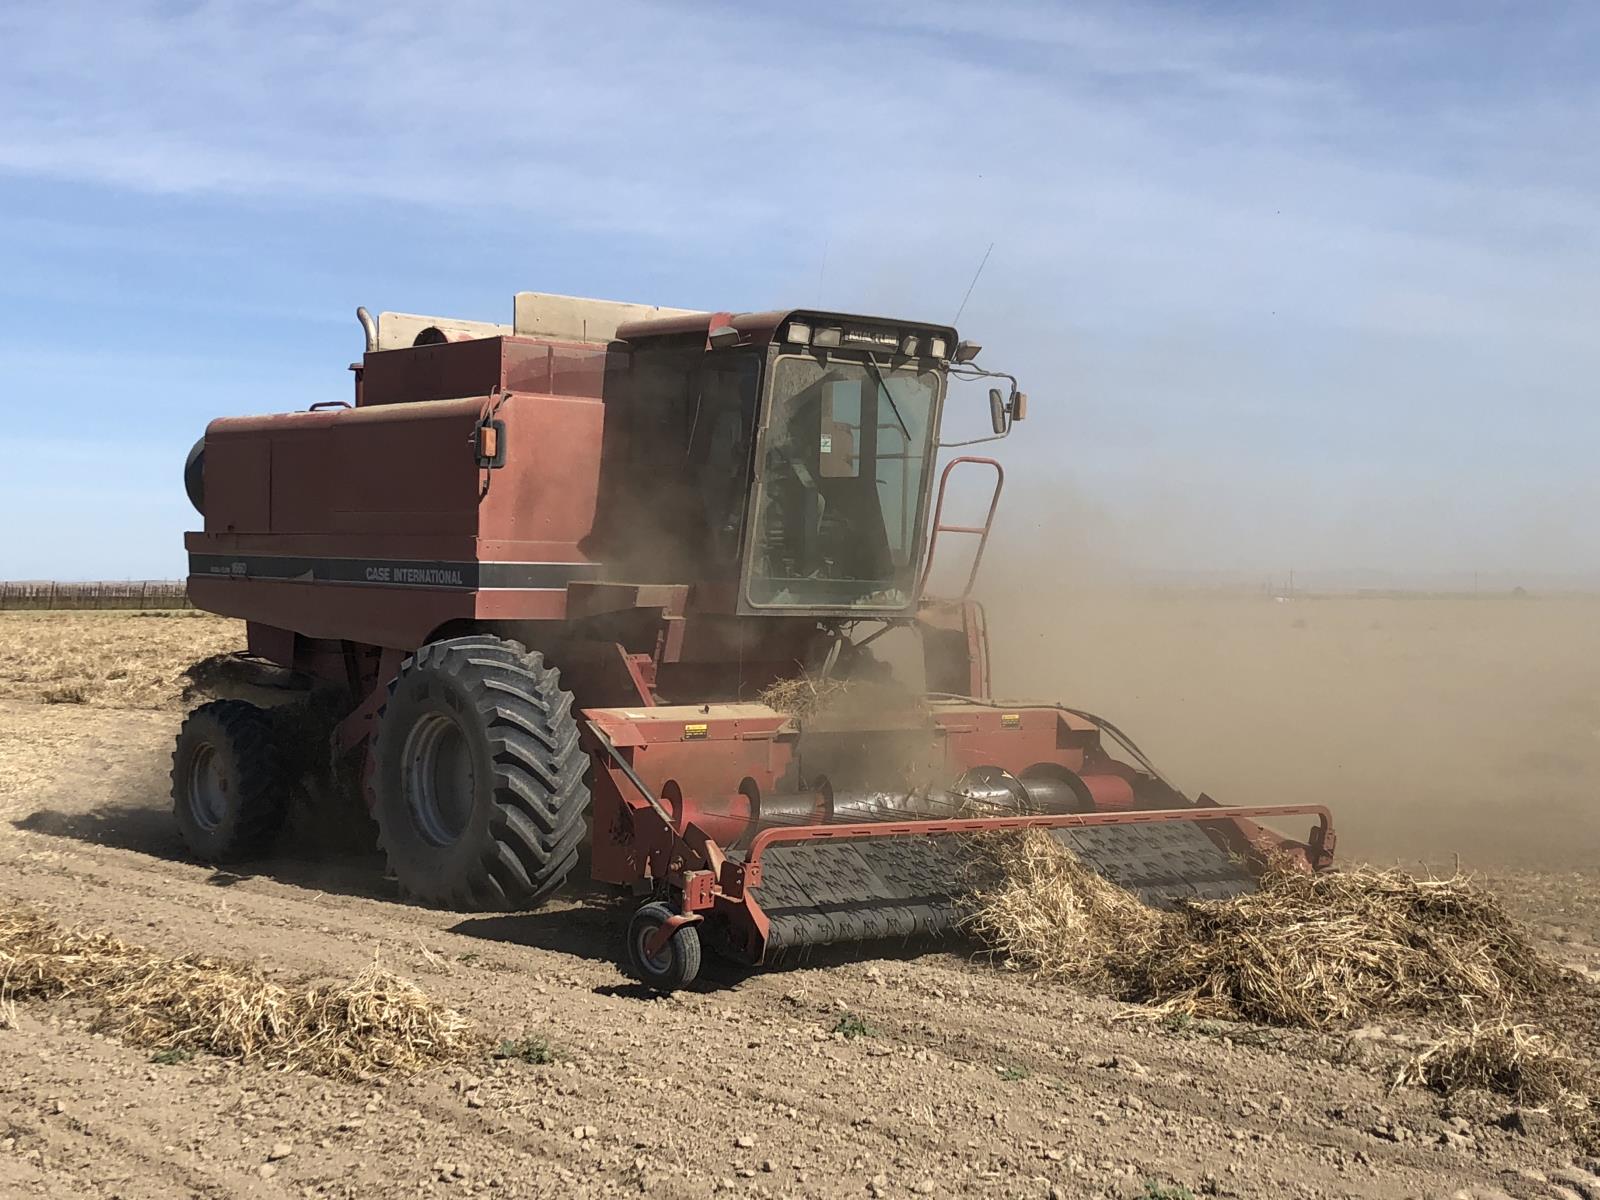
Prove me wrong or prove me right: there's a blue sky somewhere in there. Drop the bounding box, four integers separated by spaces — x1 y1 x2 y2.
2 1 1597 582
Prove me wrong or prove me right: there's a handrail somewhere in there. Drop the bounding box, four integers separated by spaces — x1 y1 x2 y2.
918 455 1005 598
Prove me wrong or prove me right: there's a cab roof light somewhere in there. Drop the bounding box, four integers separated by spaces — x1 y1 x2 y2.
812 327 842 348
785 322 812 345
900 335 919 356
929 337 948 359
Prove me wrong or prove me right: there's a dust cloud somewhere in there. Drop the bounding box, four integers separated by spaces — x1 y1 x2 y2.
965 527 1600 872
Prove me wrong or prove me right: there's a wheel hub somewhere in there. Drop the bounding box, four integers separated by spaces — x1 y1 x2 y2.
401 711 476 846
634 921 674 975
187 744 229 832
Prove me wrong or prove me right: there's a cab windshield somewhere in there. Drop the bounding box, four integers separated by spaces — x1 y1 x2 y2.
746 352 941 609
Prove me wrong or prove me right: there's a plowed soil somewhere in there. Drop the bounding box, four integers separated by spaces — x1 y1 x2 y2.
1 605 1598 1199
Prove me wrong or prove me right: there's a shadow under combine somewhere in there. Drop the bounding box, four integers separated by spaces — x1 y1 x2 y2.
14 800 975 986
13 800 396 903
452 901 976 995
447 894 635 970
12 800 645 972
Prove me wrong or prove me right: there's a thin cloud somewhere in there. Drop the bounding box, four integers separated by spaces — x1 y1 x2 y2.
1 1 1597 578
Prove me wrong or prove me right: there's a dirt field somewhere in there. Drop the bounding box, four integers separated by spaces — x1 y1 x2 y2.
2 604 1598 1199
0 610 238 708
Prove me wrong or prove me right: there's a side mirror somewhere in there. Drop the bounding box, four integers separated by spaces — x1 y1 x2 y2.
1011 391 1028 422
988 388 1008 436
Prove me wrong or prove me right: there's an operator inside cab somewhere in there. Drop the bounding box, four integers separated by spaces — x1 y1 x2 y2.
748 353 938 610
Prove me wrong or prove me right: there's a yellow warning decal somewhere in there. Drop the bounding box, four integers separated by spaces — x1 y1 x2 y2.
1000 713 1022 729
683 723 709 740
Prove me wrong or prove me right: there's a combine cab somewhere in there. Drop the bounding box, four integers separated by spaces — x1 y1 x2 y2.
176 292 1334 989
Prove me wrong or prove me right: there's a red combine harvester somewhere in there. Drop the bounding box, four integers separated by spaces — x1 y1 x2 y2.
177 292 1334 989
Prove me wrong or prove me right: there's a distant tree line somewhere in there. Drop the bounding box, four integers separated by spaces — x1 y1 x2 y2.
0 581 192 610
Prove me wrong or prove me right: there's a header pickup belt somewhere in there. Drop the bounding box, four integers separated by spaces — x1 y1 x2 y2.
752 821 1255 956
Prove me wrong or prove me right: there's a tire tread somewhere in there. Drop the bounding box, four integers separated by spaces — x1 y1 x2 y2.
372 635 588 911
170 698 289 862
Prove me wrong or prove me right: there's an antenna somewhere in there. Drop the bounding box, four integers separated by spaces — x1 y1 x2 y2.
952 242 994 325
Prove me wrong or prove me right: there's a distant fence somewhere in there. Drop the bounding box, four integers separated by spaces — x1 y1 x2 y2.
0 581 192 610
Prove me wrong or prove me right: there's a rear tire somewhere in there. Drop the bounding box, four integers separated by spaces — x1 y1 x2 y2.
370 636 588 910
171 699 289 862
625 902 702 991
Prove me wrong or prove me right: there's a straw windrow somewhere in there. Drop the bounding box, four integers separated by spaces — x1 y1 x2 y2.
964 830 1598 1149
0 902 475 1077
1134 858 1562 1029
965 830 1562 1027
1398 1020 1599 1152
963 826 1164 985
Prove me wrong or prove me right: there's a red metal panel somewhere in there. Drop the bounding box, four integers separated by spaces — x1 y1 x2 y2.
586 705 789 744
544 343 613 398
187 531 585 563
201 398 486 541
932 706 1089 777
358 337 507 406
583 707 794 887
328 400 482 536
188 378 603 634
187 577 473 650
471 589 570 622
245 621 294 665
202 432 271 533
1077 773 1136 811
479 393 602 548
358 336 615 407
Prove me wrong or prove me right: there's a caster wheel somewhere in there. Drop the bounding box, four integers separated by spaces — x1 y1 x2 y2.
624 902 702 992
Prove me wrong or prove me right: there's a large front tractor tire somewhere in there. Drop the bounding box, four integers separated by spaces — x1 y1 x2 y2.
370 636 589 910
171 699 291 862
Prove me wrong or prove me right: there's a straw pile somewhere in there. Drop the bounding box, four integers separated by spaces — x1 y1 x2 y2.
965 831 1563 1028
759 674 854 718
967 831 1600 1146
759 675 927 722
963 827 1164 984
0 902 474 1077
1137 858 1562 1028
1399 1021 1599 1152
